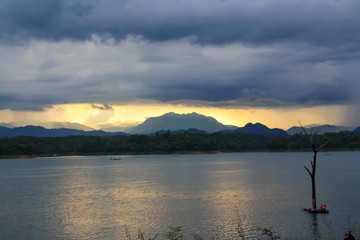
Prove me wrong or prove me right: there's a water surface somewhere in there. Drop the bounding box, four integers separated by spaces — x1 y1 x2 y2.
0 152 359 239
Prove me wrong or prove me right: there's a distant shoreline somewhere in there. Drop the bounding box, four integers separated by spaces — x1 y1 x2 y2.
2 131 360 159
2 148 360 159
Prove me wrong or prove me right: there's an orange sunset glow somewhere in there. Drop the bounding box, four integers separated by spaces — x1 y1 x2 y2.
0 103 351 131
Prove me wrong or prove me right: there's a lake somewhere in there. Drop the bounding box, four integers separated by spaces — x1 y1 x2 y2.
0 152 359 239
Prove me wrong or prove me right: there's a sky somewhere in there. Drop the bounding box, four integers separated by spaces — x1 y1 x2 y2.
1 0 360 130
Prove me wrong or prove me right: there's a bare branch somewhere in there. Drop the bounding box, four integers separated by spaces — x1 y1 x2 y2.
304 165 312 176
318 142 328 151
298 121 309 137
298 121 316 144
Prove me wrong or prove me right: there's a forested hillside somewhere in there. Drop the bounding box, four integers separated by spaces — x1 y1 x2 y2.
1 131 360 157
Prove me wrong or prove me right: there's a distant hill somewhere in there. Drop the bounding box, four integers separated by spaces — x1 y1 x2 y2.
0 126 127 138
128 112 229 134
223 123 288 136
0 122 95 131
287 124 354 135
40 122 96 131
0 123 14 128
354 127 360 134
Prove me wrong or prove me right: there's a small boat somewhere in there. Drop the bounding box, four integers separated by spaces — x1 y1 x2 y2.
303 208 329 214
110 155 121 160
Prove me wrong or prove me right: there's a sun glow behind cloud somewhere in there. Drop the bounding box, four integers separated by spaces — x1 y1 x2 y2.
0 103 350 131
1 0 360 130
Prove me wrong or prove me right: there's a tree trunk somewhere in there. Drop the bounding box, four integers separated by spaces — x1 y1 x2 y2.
300 123 327 210
311 149 317 209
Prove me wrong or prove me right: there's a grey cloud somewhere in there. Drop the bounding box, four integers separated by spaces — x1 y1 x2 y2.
91 104 113 110
0 64 355 111
144 75 351 107
0 93 51 111
0 0 63 41
1 0 360 112
1 39 358 111
1 0 360 49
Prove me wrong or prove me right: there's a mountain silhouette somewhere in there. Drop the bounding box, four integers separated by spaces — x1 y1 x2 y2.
0 126 127 138
223 123 288 136
39 122 96 131
0 122 95 131
353 126 360 134
127 112 289 135
286 124 354 135
2 116 357 138
128 112 229 134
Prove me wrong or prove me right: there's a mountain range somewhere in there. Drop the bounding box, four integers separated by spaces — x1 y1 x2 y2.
0 122 95 131
286 125 354 135
1 112 359 138
0 126 127 138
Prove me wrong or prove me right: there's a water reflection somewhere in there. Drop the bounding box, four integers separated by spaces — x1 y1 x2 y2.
50 161 170 239
310 213 321 240
1 152 360 240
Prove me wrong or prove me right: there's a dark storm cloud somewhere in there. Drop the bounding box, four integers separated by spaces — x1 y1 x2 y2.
1 0 360 48
144 72 350 107
1 36 358 111
0 92 51 111
1 0 360 112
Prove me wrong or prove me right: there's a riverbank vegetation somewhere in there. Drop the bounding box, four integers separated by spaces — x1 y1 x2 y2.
124 220 360 240
1 131 360 157
125 225 282 240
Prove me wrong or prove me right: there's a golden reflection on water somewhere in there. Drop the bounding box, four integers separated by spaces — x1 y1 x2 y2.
56 169 117 239
199 167 258 238
51 164 172 239
42 155 298 239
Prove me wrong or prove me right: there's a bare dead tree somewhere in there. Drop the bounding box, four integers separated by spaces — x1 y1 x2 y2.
299 122 328 210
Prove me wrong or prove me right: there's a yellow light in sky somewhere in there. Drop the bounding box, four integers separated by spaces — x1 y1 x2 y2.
0 103 350 130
